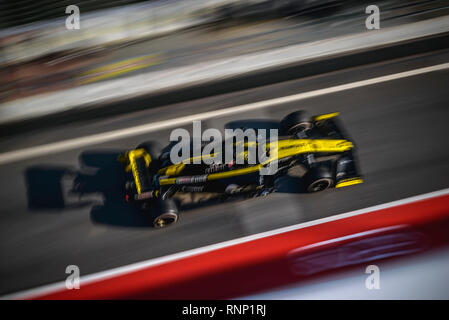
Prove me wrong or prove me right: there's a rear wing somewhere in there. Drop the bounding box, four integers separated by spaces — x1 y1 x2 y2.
118 149 153 194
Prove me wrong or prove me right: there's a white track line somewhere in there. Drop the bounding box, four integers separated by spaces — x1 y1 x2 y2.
3 187 449 300
1 62 448 166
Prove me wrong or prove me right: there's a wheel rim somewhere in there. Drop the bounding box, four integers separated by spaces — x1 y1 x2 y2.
288 122 313 134
153 213 178 228
308 179 332 192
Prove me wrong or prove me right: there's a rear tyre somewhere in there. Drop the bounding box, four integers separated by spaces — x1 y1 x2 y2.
304 167 334 193
151 197 179 228
280 110 313 135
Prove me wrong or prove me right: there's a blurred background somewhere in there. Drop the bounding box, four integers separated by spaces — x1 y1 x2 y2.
1 0 449 300
1 0 449 103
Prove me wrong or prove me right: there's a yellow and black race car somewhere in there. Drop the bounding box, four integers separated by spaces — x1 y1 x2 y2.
118 110 363 228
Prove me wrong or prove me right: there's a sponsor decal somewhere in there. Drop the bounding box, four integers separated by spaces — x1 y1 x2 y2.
176 175 208 184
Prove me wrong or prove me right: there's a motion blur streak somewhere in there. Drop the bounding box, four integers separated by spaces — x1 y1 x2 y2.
1 62 449 166
4 188 449 300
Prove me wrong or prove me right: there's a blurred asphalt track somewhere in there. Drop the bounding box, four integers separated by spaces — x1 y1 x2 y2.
1 49 449 295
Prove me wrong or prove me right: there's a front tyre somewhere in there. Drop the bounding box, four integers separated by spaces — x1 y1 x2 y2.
280 110 313 135
304 167 334 193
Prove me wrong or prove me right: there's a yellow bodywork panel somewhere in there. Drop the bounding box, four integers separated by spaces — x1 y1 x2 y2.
269 139 353 162
335 177 363 188
314 112 340 122
158 139 353 186
207 165 261 181
159 177 177 185
165 163 186 176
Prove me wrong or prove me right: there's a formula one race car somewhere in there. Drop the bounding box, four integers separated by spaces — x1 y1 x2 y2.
118 110 363 228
